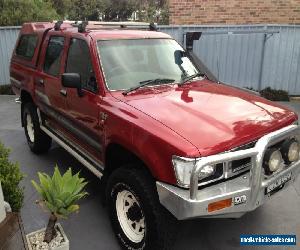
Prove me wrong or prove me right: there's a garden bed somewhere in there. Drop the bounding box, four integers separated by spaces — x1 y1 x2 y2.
0 212 27 250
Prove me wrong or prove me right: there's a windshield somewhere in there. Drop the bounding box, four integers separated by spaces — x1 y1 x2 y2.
97 39 201 91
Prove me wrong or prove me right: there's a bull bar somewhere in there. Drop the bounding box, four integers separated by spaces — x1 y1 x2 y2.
156 125 300 220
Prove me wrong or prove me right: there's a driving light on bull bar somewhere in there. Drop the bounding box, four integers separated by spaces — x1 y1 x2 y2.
172 156 216 187
288 141 300 162
281 139 300 163
264 148 283 174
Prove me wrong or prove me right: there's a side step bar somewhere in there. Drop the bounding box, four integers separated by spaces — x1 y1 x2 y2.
40 124 103 179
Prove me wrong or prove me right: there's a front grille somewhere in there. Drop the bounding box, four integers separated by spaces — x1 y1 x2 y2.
231 141 257 152
197 142 256 187
231 157 251 173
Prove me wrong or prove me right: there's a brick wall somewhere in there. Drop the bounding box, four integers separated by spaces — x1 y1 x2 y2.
169 0 300 25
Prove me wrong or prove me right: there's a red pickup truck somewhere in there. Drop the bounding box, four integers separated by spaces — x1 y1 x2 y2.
10 21 300 250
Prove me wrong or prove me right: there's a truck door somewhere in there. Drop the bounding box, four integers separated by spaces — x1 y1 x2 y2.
35 34 68 123
62 36 104 164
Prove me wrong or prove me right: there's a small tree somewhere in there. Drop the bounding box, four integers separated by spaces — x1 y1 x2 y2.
103 0 138 21
0 0 60 26
32 166 88 243
0 141 24 212
67 0 108 20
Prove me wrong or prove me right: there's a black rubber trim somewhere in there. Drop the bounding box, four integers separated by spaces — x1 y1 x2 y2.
44 124 104 173
197 170 250 190
41 103 103 152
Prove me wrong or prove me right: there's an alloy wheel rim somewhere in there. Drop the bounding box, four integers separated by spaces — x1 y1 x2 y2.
116 190 145 243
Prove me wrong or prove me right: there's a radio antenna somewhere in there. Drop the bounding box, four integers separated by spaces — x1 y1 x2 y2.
216 36 220 83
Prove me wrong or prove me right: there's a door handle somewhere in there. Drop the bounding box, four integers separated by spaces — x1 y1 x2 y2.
60 89 67 97
39 79 44 85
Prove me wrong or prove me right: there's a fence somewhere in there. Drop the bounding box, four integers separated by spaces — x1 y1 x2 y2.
0 26 20 86
159 24 300 94
0 24 300 94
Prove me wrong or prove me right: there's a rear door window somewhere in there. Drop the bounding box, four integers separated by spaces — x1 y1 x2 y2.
44 36 65 77
16 35 38 60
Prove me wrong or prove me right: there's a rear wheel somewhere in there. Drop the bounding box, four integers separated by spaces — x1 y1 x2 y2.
106 165 176 250
22 102 52 154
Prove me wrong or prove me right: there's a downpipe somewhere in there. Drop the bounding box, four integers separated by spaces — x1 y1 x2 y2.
0 182 6 222
0 181 12 223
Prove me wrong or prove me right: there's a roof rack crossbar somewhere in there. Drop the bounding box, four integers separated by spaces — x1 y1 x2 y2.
52 20 158 33
70 21 158 33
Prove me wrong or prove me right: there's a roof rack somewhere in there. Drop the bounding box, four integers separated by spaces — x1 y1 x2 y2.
54 20 158 33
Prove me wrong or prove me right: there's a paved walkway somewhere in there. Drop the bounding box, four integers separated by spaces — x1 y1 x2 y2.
0 95 299 250
0 213 27 250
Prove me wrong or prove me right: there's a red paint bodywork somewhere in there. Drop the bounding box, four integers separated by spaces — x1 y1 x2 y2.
10 22 298 186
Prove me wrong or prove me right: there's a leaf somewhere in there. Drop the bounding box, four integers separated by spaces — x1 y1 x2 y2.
57 207 69 218
31 180 43 196
53 198 65 208
58 192 71 205
66 204 79 213
64 192 88 206
38 173 53 204
52 166 62 194
44 200 57 213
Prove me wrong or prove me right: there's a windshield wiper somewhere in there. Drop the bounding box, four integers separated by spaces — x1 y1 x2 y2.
178 72 204 86
122 78 175 95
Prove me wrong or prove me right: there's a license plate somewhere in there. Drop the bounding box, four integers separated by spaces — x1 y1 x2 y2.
266 172 292 194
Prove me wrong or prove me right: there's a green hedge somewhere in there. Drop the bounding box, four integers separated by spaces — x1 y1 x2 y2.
0 85 14 95
245 87 290 101
260 87 289 101
0 141 24 212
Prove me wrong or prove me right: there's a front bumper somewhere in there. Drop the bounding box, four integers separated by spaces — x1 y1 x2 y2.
156 125 300 220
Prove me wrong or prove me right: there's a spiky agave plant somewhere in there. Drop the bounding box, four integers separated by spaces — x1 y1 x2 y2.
32 166 88 243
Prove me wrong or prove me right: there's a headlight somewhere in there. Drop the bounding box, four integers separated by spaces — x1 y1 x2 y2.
264 148 283 174
281 139 300 163
199 165 215 179
172 156 216 187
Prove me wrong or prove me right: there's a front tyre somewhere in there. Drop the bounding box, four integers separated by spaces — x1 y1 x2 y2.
22 102 52 154
106 166 176 250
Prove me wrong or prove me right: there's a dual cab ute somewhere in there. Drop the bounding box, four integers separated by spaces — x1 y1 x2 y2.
10 21 300 250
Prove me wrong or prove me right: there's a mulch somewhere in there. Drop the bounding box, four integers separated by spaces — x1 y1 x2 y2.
0 212 27 250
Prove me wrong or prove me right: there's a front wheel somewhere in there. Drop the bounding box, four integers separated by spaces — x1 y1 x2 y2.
106 165 176 250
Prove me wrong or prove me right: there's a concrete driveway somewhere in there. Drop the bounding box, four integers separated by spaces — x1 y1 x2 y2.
0 95 299 250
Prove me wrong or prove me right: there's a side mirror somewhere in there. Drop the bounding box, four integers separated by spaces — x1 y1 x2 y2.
62 73 83 97
174 50 186 66
62 73 81 88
